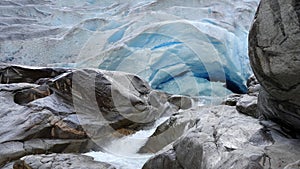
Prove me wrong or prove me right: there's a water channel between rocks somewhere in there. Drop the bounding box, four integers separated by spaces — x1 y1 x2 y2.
85 117 170 169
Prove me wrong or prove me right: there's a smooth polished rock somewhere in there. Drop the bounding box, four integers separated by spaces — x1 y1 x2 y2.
139 113 197 153
0 64 171 166
168 95 193 110
13 153 116 169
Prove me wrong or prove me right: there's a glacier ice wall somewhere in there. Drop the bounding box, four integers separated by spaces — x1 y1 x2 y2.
0 0 260 96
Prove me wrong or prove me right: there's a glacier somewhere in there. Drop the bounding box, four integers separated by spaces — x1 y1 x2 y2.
0 0 260 97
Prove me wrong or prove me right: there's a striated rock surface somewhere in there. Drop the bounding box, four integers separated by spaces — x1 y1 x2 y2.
143 105 300 169
141 75 261 155
143 76 299 169
0 64 170 167
249 0 300 131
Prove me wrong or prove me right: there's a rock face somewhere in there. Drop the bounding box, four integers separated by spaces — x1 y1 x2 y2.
0 81 93 167
249 0 300 131
143 105 300 169
12 153 116 169
0 64 170 167
138 112 197 153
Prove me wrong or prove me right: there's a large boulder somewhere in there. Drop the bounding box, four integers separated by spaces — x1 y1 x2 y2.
0 64 170 166
143 106 300 169
48 68 169 130
249 0 300 131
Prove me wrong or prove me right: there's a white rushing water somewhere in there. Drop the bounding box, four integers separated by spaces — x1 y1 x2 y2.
85 117 169 169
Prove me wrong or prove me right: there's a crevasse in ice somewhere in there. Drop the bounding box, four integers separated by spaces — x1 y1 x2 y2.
0 0 260 97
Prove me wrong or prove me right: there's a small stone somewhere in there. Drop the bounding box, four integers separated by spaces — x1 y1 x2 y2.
236 94 259 118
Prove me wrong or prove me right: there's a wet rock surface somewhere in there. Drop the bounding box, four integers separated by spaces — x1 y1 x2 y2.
249 0 300 132
0 64 299 169
0 64 170 167
143 74 300 169
138 112 197 154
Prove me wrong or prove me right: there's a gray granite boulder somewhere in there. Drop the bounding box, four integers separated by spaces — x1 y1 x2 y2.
249 0 300 131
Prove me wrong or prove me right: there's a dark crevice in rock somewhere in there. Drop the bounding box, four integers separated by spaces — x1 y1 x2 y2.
261 153 272 168
249 18 264 87
224 146 236 152
212 125 219 148
130 75 151 95
258 88 300 135
259 120 299 139
13 86 53 105
278 35 288 45
284 81 300 93
269 0 286 36
292 0 300 26
23 127 53 141
265 118 300 139
0 65 68 84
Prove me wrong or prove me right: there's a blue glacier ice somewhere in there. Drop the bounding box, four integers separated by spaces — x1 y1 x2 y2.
0 0 260 97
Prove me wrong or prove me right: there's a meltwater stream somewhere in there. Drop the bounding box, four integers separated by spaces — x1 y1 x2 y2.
85 117 169 169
